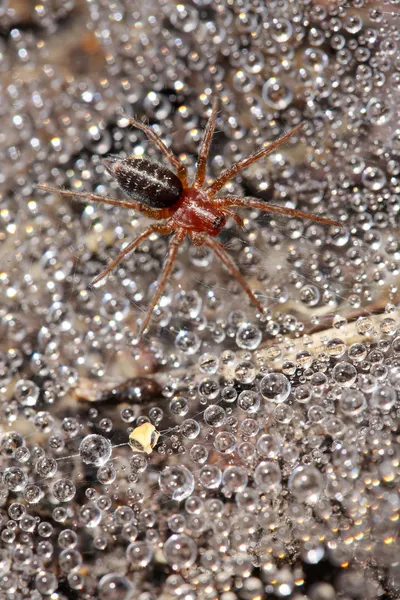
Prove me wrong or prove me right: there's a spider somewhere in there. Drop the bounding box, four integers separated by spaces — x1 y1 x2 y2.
37 99 340 337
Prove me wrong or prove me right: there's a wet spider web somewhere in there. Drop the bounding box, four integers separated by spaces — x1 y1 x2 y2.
0 0 399 599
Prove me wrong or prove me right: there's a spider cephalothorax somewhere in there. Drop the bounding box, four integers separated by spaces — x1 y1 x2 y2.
37 99 340 337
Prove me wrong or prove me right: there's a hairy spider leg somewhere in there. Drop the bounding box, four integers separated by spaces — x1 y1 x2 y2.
193 97 219 189
139 228 186 337
213 196 341 227
190 232 264 313
206 122 304 196
35 184 165 220
121 113 189 186
222 209 245 229
213 196 340 227
91 222 173 287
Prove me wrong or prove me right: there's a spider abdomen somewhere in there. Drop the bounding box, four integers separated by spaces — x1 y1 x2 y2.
104 156 183 209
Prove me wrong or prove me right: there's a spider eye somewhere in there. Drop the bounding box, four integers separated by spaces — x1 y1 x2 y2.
104 157 183 209
212 215 225 230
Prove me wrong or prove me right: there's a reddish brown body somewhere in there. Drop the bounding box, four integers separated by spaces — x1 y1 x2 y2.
37 98 340 338
170 188 226 235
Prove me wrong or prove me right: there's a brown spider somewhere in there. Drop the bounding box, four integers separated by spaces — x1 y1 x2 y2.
37 99 340 337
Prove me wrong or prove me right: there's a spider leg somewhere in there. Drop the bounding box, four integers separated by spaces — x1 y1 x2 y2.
90 222 173 287
215 196 340 227
35 184 166 220
223 209 245 229
200 234 264 313
205 123 304 196
120 112 188 186
138 228 186 338
190 231 204 246
193 97 218 189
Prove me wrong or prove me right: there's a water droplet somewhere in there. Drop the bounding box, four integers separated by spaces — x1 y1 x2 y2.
163 534 197 570
289 466 323 504
260 373 291 403
159 465 195 501
79 435 112 466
